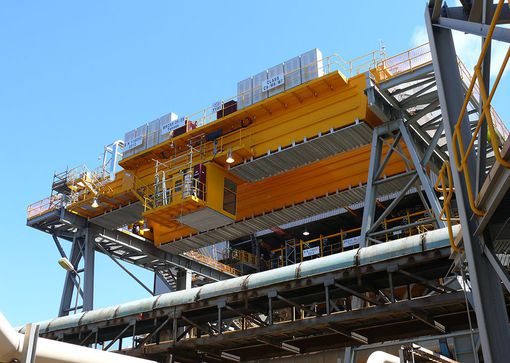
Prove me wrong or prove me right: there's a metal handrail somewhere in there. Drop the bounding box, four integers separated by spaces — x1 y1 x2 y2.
27 194 63 220
269 209 432 264
375 43 432 82
138 50 386 147
184 250 239 276
434 161 462 252
448 0 510 217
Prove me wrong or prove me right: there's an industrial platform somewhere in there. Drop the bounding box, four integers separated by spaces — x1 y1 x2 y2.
6 1 510 363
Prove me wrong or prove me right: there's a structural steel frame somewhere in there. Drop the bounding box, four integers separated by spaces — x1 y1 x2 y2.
32 207 235 316
38 242 470 362
425 1 510 361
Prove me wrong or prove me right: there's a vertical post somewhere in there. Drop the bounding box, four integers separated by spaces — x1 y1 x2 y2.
325 283 331 315
176 268 192 291
217 303 223 334
172 318 178 343
360 130 382 246
268 290 276 325
82 228 94 311
388 272 395 303
59 233 83 317
425 7 510 362
21 324 39 363
132 322 136 348
343 346 354 363
476 0 491 192
268 297 273 325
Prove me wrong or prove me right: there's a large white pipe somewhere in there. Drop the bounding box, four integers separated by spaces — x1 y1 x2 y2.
366 351 400 363
0 313 154 363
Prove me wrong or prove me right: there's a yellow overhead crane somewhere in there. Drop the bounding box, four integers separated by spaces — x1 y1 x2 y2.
28 47 421 249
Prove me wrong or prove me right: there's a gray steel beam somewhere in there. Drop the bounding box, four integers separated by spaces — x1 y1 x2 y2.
82 228 94 311
176 269 192 291
436 17 510 43
425 5 510 362
52 235 67 258
360 130 382 246
398 121 445 228
378 64 434 91
91 225 234 281
445 4 510 24
58 234 83 317
361 118 445 245
96 243 154 295
476 0 491 193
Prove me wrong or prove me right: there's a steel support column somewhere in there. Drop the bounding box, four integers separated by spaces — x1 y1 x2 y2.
58 233 84 317
176 269 192 291
360 119 444 246
476 0 491 191
82 228 94 311
425 3 510 362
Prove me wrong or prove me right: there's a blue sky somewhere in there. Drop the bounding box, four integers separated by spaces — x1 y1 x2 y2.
1 1 508 327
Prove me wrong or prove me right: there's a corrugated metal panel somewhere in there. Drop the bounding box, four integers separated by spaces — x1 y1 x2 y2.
284 56 302 90
123 124 147 158
177 207 234 232
146 118 160 149
158 112 179 144
230 121 373 182
301 48 324 83
267 63 285 97
252 70 268 104
237 78 252 110
161 175 413 254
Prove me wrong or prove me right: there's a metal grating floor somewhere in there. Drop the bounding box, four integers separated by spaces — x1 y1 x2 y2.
89 201 144 230
161 174 413 254
229 121 373 182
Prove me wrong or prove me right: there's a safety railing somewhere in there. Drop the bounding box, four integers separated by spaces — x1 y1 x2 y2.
374 41 509 144
132 175 156 212
446 0 510 219
143 169 206 211
126 48 386 162
374 43 432 82
457 58 509 143
66 164 113 205
230 249 258 266
434 161 462 252
201 127 253 162
268 209 432 267
181 54 345 129
183 250 239 276
27 194 64 220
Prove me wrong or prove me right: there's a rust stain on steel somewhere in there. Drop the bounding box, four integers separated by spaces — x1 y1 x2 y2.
113 305 121 318
194 287 203 302
420 232 427 251
152 294 163 310
241 275 251 290
295 262 303 279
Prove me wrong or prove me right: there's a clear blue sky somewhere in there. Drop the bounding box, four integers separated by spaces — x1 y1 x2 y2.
1 1 508 327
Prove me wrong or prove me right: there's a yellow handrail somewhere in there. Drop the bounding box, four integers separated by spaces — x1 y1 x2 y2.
374 43 432 82
449 0 510 218
434 161 462 252
27 194 63 220
270 209 433 260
